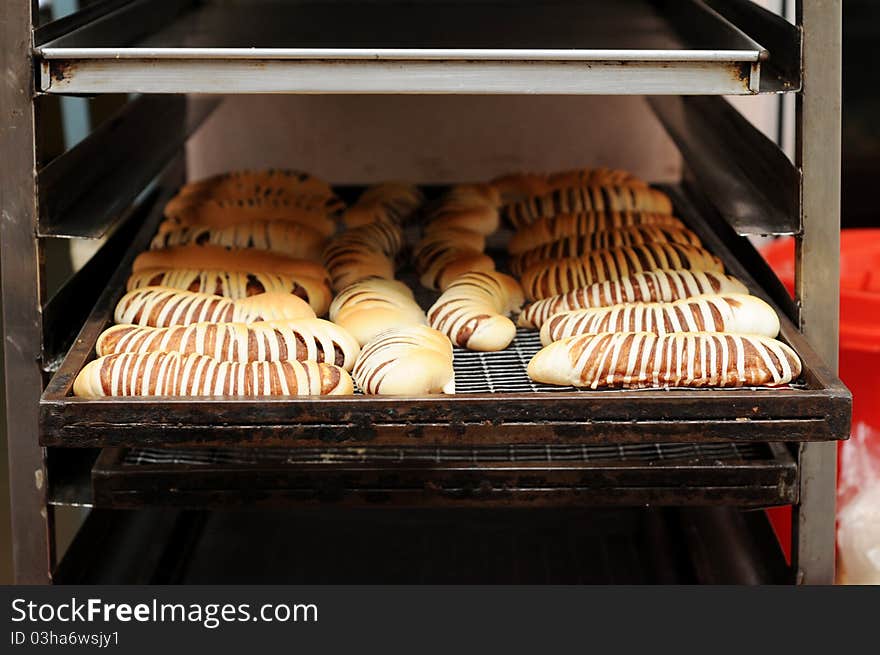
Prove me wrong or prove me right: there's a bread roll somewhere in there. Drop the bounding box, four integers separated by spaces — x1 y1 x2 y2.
518 270 749 329
329 278 427 346
491 168 645 205
114 288 315 328
343 183 424 227
176 169 335 202
353 326 455 395
509 225 703 276
323 220 404 291
504 185 673 228
508 212 686 255
73 351 353 398
126 268 332 316
97 318 360 370
520 244 725 301
424 206 500 236
132 244 329 281
540 294 780 345
528 332 801 388
161 197 339 237
428 271 524 351
149 220 327 261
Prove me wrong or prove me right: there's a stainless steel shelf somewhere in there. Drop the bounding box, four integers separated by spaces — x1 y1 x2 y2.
37 0 769 95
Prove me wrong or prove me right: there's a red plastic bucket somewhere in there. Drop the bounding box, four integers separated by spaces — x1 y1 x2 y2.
760 230 880 561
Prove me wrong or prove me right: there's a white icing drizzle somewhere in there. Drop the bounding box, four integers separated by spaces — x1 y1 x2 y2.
531 332 801 388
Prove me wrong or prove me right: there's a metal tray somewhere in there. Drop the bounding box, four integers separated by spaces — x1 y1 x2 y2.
40 182 850 448
90 441 797 509
37 0 769 95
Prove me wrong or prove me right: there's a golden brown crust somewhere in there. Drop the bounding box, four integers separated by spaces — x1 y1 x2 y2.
519 244 725 301
132 245 329 281
517 269 749 329
504 185 674 229
528 332 801 389
509 226 703 276
73 351 353 397
126 268 332 316
508 212 687 255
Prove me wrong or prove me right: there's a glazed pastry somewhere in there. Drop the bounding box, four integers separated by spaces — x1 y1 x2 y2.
323 220 405 291
539 294 780 345
528 331 801 388
175 169 336 202
509 225 703 276
353 326 455 395
343 183 424 227
518 269 749 329
427 271 524 351
114 288 315 328
329 278 426 346
520 244 725 301
161 196 339 237
73 352 353 398
507 211 686 254
150 220 327 261
490 168 645 205
504 185 673 228
126 268 332 316
96 318 360 370
132 245 329 281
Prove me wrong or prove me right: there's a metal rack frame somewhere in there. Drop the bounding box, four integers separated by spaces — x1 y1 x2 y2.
1 0 842 584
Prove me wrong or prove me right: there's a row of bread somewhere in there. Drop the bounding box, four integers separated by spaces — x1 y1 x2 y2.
73 171 456 397
487 171 802 389
70 166 802 396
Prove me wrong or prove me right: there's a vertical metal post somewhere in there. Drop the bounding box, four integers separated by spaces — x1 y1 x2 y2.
0 0 54 583
793 0 842 585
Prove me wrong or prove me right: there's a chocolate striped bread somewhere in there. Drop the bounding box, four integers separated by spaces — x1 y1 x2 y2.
504 185 673 229
114 288 315 328
73 352 353 398
528 332 801 389
539 294 780 345
509 225 703 276
518 270 749 329
353 326 454 395
96 318 361 370
508 211 686 255
126 268 332 316
520 244 724 301
149 220 327 261
428 271 524 351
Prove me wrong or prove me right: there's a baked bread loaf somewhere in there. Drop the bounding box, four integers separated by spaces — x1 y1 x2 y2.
424 206 500 236
161 197 339 237
343 183 424 227
323 220 404 291
528 331 801 388
518 269 749 329
175 169 335 203
96 318 360 370
508 211 686 255
520 244 725 301
428 271 524 351
329 278 426 346
149 220 327 261
132 244 329 282
126 268 332 316
490 168 646 205
353 326 455 395
114 288 315 328
73 351 353 398
509 225 703 276
504 185 674 229
540 294 780 345
420 251 496 291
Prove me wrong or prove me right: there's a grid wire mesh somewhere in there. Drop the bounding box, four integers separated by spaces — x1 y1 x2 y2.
121 441 773 467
